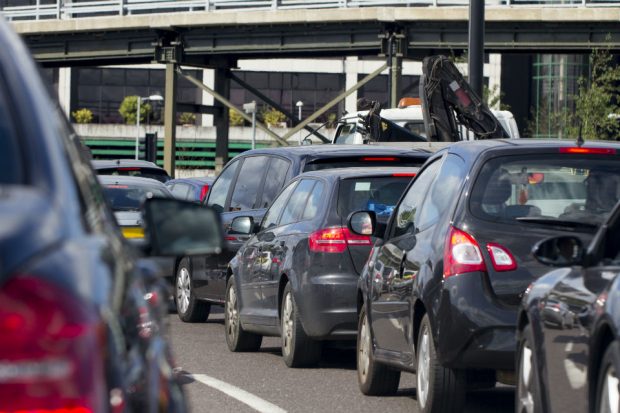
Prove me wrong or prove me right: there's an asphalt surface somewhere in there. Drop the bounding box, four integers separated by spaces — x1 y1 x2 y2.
169 309 515 413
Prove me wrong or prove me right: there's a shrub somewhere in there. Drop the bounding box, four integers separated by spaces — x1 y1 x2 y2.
261 107 287 127
72 108 93 124
119 96 152 125
179 112 196 125
229 108 245 126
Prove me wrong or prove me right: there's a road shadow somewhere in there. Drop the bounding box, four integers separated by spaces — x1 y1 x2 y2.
463 386 515 412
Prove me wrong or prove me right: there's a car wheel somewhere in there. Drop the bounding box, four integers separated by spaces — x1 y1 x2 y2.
416 314 465 413
225 277 262 352
595 343 620 413
175 258 210 322
357 305 401 395
516 324 543 413
281 282 321 367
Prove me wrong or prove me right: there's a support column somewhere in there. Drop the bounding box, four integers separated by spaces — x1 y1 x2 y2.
213 68 230 173
164 63 177 178
389 53 402 108
58 67 72 118
468 0 485 98
344 57 359 114
201 69 215 127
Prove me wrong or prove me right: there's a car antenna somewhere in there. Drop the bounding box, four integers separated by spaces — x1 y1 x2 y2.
576 124 584 147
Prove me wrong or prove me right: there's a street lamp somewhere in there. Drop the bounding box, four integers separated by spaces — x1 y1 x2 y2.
295 101 304 145
135 94 164 160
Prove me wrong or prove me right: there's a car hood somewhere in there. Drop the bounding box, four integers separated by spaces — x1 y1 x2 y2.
0 187 64 282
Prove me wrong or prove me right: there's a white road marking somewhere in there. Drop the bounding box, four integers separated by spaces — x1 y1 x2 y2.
188 373 287 413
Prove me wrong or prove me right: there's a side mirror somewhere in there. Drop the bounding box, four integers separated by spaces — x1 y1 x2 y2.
532 236 584 267
142 198 223 256
230 216 256 235
348 211 376 236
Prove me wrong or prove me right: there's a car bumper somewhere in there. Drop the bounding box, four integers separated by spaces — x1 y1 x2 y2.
295 273 358 340
434 272 518 371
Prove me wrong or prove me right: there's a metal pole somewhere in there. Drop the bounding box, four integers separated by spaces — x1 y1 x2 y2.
164 64 177 177
251 111 257 150
468 0 485 98
135 97 141 160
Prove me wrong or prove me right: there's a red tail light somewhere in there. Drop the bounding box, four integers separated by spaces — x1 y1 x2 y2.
443 226 486 278
309 227 371 253
361 157 398 162
392 173 417 177
199 184 210 202
117 167 141 171
486 243 517 272
559 147 616 155
0 275 106 413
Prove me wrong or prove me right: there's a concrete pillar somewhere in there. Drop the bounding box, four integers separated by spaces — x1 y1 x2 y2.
164 63 177 177
202 68 215 126
501 53 534 135
213 67 230 173
58 67 72 118
344 56 359 114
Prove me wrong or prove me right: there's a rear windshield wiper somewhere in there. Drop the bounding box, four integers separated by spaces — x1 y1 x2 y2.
515 217 599 230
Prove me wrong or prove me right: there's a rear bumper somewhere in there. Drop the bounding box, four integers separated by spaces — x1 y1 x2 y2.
434 272 518 371
295 273 358 340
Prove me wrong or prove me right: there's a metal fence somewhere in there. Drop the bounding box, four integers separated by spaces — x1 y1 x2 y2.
2 0 619 21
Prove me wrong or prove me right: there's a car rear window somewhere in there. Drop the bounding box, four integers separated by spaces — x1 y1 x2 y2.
0 81 23 185
304 156 426 172
102 185 170 211
97 167 170 183
338 176 413 221
470 154 620 226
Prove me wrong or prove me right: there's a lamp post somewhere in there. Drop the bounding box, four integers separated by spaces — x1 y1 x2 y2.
135 94 164 160
296 101 304 145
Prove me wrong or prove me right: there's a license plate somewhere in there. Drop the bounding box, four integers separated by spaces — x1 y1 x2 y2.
122 226 144 239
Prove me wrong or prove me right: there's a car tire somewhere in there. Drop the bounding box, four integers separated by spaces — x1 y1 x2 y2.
416 314 465 413
281 282 322 367
175 258 210 323
225 277 262 352
357 305 401 395
516 323 543 413
595 342 620 413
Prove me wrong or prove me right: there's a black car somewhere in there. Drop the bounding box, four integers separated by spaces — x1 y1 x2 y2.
517 200 620 413
166 176 215 203
174 145 430 322
351 140 620 412
92 159 171 183
224 167 418 366
0 17 222 412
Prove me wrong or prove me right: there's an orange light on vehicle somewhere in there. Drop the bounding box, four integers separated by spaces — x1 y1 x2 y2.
398 97 421 108
559 147 616 155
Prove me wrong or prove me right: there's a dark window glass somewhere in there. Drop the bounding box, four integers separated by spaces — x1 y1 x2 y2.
391 160 442 238
261 181 297 231
207 159 240 213
338 176 413 222
95 167 170 183
258 158 291 209
0 81 23 184
170 183 191 199
102 68 124 86
126 69 149 86
229 156 267 211
304 157 425 172
417 155 466 230
301 182 325 221
102 185 170 211
280 180 316 226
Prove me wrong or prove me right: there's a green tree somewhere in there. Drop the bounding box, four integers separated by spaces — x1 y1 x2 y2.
118 96 152 125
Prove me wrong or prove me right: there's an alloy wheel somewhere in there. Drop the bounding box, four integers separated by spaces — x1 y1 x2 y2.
518 340 535 413
226 284 239 343
417 326 431 409
176 267 191 315
282 292 294 357
599 364 619 413
358 313 371 382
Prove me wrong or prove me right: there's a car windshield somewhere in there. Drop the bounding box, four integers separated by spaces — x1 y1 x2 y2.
97 167 170 183
103 184 170 211
338 176 413 221
470 154 620 227
334 123 360 144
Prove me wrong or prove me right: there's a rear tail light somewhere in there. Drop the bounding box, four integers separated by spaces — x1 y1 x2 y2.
309 227 371 253
486 243 517 272
443 226 486 278
360 157 398 162
559 147 616 155
392 173 417 177
199 184 210 202
0 275 106 413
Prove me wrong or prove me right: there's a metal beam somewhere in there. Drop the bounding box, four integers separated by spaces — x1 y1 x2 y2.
468 0 485 98
281 62 388 141
163 63 177 177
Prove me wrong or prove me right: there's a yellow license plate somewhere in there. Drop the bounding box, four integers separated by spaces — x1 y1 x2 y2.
122 226 144 239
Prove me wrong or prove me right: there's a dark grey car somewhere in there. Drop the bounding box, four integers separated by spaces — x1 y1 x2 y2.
224 167 417 367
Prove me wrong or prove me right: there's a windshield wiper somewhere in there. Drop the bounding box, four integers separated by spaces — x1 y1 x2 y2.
515 216 599 230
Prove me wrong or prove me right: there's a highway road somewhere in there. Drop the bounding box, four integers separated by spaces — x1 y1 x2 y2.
168 309 515 413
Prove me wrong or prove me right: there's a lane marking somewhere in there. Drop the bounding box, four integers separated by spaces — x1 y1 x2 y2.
188 373 287 413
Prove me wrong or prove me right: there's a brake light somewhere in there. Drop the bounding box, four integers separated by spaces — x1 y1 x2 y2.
486 243 517 272
443 226 486 278
392 173 417 177
117 167 141 171
0 275 105 413
559 147 616 155
199 184 210 202
361 157 398 162
309 227 371 253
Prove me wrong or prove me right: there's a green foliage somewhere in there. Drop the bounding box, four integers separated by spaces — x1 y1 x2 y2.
179 112 196 125
261 107 287 126
72 108 93 124
118 96 152 125
484 84 511 111
326 113 338 129
229 108 245 126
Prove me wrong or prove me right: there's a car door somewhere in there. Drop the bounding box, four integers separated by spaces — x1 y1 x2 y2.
370 159 442 354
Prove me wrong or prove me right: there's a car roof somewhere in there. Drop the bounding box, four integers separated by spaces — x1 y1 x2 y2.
235 144 432 159
98 175 169 189
297 166 419 182
92 159 166 170
166 176 214 185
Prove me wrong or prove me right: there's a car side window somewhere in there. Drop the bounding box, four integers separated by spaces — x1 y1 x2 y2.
261 181 298 231
207 159 240 213
258 157 291 209
301 181 325 221
416 154 466 231
229 156 268 212
390 159 442 239
170 183 190 199
279 180 317 226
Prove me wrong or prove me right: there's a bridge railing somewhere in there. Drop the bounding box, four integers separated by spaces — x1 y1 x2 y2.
2 0 618 21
